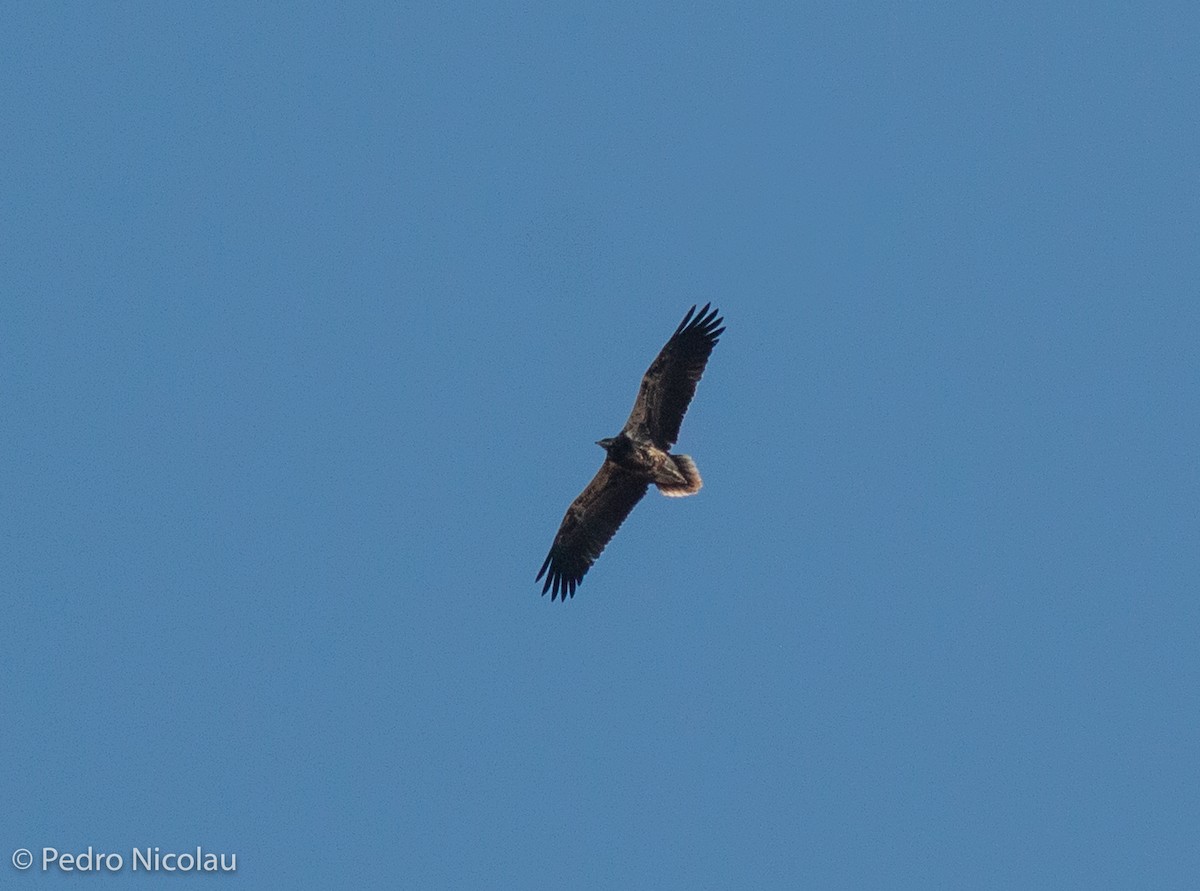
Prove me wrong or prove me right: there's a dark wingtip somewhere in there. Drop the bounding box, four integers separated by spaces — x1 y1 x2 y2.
541 569 580 601
677 303 723 339
674 304 698 336
537 553 556 596
700 305 723 339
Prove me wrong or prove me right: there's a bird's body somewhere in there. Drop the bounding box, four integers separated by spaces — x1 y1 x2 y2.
596 434 702 496
536 304 725 600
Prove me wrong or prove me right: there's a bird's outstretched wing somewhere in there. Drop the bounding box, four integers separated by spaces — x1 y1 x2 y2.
536 461 650 600
622 303 725 449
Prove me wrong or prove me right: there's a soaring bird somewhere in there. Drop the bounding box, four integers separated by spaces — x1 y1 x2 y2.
536 304 725 600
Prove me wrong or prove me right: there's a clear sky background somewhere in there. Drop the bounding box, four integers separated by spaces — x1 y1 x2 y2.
3 4 1197 888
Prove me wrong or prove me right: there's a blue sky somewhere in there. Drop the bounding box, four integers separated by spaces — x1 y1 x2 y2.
3 3 1197 888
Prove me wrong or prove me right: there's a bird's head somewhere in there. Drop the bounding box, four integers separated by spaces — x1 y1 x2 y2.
595 437 616 451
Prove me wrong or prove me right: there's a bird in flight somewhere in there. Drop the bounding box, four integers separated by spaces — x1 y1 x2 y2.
536 304 725 600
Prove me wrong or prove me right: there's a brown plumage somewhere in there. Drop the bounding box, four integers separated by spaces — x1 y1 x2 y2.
536 304 725 600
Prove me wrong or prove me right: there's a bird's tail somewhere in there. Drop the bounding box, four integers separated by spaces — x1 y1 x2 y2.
657 454 703 497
